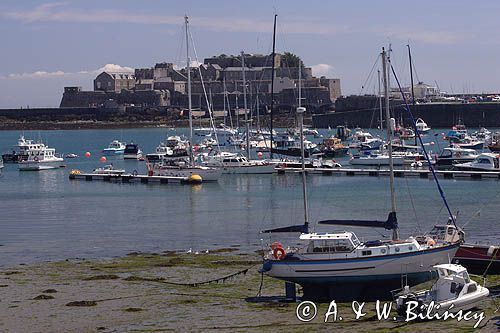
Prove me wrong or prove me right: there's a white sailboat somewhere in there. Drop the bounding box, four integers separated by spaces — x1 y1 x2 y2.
260 48 463 302
149 16 221 182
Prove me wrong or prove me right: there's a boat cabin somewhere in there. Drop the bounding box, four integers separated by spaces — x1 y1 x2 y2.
438 147 477 159
432 264 473 301
300 232 360 253
425 223 465 243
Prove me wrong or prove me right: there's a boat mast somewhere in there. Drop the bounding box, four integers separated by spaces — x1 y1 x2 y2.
407 44 417 146
382 47 398 240
269 14 277 159
185 15 194 166
378 69 383 130
242 51 250 160
298 61 309 226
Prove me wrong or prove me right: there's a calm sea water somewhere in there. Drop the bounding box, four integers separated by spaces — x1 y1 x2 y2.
0 127 498 267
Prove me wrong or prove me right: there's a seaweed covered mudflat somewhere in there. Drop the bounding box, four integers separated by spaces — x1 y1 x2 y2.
0 251 498 332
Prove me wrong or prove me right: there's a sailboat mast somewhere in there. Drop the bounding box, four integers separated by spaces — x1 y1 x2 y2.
242 51 250 160
298 62 309 226
269 14 277 159
382 48 398 240
378 69 383 129
408 44 417 146
185 15 194 166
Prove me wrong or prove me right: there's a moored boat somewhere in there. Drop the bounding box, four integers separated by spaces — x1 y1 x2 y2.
123 143 143 160
18 141 65 171
453 153 500 171
103 140 126 155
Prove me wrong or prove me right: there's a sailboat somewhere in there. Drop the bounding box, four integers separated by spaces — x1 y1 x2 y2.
149 16 221 182
260 48 463 302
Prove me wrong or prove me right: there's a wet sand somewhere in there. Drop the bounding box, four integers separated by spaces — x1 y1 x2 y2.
0 251 498 332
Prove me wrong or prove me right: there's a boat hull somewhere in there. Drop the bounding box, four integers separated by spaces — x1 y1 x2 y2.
264 243 459 302
18 160 64 171
153 167 222 181
453 244 499 275
217 164 276 174
102 149 124 155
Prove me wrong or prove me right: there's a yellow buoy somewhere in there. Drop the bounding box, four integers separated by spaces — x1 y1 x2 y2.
188 174 202 184
70 169 81 175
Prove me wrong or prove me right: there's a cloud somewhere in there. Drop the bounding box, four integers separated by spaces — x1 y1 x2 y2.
311 64 334 77
374 27 466 45
1 63 133 80
2 3 348 35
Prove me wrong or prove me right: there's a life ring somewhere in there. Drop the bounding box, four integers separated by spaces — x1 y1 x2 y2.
34 156 39 162
426 238 436 247
273 247 286 260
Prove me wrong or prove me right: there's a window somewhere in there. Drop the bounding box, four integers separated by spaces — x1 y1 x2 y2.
97 82 101 89
362 250 372 256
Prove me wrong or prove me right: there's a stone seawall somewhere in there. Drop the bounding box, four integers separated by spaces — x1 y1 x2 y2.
313 102 500 128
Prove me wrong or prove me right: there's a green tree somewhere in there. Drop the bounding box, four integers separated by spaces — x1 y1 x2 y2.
281 52 303 68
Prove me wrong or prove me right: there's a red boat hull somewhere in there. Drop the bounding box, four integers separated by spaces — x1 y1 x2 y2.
453 244 499 275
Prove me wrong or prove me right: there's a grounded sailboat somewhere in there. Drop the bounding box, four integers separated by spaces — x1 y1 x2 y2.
260 48 463 302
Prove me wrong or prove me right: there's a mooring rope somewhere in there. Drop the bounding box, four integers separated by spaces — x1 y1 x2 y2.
125 264 258 287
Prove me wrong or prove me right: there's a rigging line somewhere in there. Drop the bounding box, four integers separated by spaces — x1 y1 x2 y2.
359 54 381 95
403 174 422 234
390 64 457 228
188 27 221 151
461 184 500 230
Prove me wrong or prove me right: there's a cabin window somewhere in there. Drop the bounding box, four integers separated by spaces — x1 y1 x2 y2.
310 239 353 253
466 284 477 294
447 227 454 236
478 158 490 164
395 247 400 252
362 250 372 256
408 246 413 251
381 248 386 254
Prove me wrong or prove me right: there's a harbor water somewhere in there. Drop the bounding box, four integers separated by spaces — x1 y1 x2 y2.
0 128 498 267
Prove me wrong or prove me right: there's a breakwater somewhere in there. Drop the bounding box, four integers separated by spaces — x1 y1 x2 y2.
313 97 500 128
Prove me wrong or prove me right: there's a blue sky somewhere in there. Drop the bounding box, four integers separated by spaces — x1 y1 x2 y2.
1 0 499 108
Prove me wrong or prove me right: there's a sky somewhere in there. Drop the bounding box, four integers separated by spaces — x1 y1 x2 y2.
1 0 500 108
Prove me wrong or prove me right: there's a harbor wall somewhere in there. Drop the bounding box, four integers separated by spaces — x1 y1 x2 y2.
313 98 500 128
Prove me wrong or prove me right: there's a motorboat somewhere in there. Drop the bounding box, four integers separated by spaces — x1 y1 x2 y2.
18 141 65 171
349 151 404 166
2 135 32 163
123 143 143 160
65 153 78 159
396 264 489 316
103 140 126 155
92 164 126 175
415 118 431 134
275 158 341 170
435 147 478 168
452 136 484 150
146 136 189 162
148 158 222 181
200 151 276 174
319 137 349 158
453 153 500 171
487 132 500 152
348 130 384 151
271 133 319 158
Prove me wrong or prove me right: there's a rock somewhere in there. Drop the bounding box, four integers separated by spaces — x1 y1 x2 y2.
84 274 120 281
66 300 97 307
33 294 54 300
42 289 58 293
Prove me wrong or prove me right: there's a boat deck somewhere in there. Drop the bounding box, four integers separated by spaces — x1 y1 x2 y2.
275 167 500 180
69 173 202 185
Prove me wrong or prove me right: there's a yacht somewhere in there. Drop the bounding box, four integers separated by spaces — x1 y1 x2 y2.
348 130 384 151
103 140 126 155
261 49 463 302
146 136 188 163
18 141 65 171
200 151 276 174
123 143 143 160
453 153 500 171
349 151 404 166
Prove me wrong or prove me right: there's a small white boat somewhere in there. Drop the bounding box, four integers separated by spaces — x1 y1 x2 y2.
415 118 431 134
149 159 222 181
92 164 125 175
103 140 126 155
65 153 78 159
453 153 500 171
200 151 276 174
396 264 489 316
18 141 65 171
123 143 143 160
349 152 404 166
